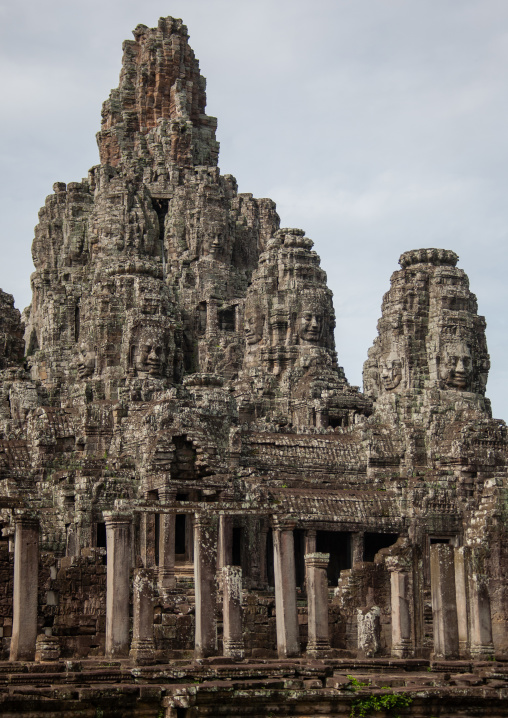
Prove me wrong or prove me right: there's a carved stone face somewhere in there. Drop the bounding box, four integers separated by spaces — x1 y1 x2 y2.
244 306 264 346
380 353 403 391
202 224 227 260
77 347 96 379
298 309 323 344
439 343 472 390
134 341 164 377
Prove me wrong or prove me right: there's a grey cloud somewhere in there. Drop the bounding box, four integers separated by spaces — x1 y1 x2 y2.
1 0 508 415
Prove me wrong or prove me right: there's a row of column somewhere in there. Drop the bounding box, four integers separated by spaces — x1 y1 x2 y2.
389 543 494 660
430 543 494 659
7 514 495 662
106 514 333 660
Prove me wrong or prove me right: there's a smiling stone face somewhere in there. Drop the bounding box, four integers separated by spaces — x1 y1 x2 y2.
439 342 472 390
380 352 403 392
134 340 165 377
298 308 324 344
77 346 96 379
244 304 264 346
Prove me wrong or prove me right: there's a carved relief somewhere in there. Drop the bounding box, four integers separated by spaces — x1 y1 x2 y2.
364 248 490 404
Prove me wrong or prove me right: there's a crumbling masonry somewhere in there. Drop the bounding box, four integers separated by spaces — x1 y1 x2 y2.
0 17 506 717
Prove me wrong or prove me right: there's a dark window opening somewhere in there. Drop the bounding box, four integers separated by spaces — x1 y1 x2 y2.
316 531 351 585
232 526 243 567
151 198 169 258
197 302 207 335
171 435 206 481
154 513 160 566
329 415 344 429
430 537 451 545
364 532 399 563
129 344 136 370
266 528 274 587
26 329 39 357
175 514 186 555
293 529 306 588
96 522 107 548
176 709 187 718
218 307 236 332
183 332 197 373
74 305 80 342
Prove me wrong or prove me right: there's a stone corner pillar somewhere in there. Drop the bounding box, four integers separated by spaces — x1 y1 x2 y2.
468 548 494 659
194 513 218 658
218 515 233 570
104 511 132 659
430 543 459 660
273 520 300 658
158 490 177 592
454 546 470 658
10 514 39 662
305 552 331 658
222 565 244 659
130 568 156 664
389 570 413 658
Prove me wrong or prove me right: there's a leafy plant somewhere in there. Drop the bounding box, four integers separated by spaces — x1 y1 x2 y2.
350 692 413 718
347 675 370 690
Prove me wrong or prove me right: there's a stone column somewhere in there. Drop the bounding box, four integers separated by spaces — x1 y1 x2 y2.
158 490 176 591
273 522 300 658
130 568 155 664
351 532 364 566
454 547 469 657
10 515 39 661
104 511 132 658
390 571 413 658
217 515 233 570
222 565 244 659
140 512 156 568
305 552 331 657
194 513 218 658
304 529 317 555
430 543 459 659
468 550 494 659
304 529 317 592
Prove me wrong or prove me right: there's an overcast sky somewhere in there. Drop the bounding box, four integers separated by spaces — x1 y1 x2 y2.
1 0 508 417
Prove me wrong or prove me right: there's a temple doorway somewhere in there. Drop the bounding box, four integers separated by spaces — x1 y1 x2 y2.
316 531 351 585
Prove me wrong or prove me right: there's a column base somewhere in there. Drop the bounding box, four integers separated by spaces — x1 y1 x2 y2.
470 644 495 659
130 639 156 665
35 635 61 662
391 642 414 659
223 639 245 660
306 640 333 658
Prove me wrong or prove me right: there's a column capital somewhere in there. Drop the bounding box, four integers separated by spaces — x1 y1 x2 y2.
103 511 132 527
304 552 329 570
159 488 177 502
272 517 296 532
13 513 39 530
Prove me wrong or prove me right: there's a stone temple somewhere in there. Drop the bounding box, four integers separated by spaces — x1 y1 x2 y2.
0 16 506 717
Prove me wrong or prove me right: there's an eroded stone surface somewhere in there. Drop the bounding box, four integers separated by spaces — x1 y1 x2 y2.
0 15 506 716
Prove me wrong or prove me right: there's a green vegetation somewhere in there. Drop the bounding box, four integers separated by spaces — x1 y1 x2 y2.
350 692 413 718
347 675 370 690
